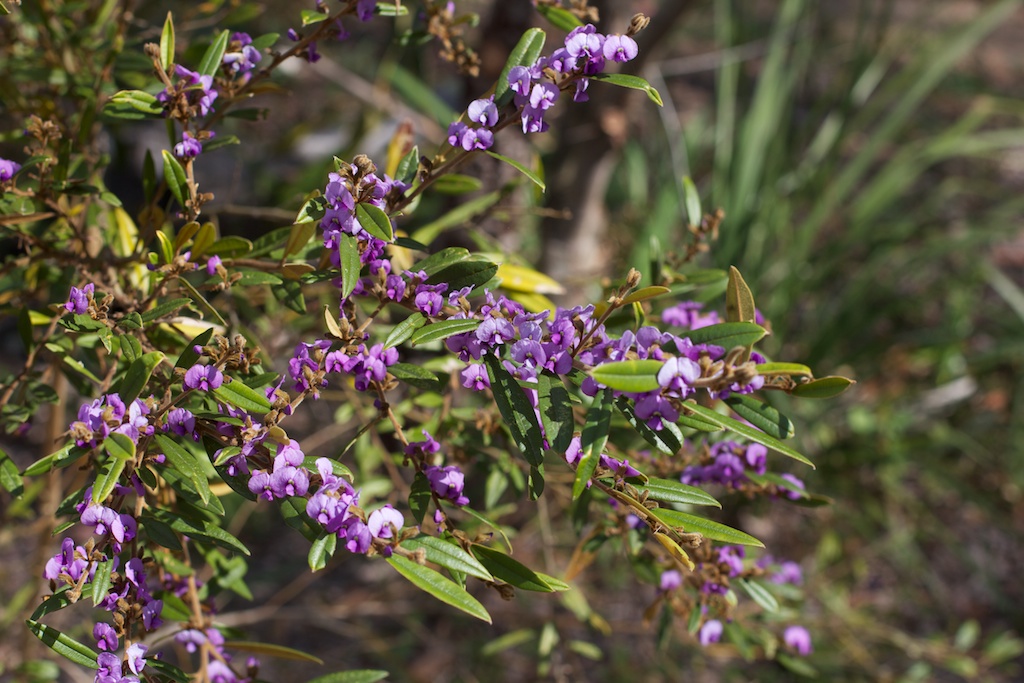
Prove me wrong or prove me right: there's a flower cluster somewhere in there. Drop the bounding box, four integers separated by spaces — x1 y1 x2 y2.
158 65 218 119
223 32 262 80
320 158 404 272
69 393 155 448
681 440 805 499
447 96 498 151
508 24 638 133
406 432 470 507
174 627 257 682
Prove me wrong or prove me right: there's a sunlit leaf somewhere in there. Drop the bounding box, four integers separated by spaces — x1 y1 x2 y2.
387 555 491 622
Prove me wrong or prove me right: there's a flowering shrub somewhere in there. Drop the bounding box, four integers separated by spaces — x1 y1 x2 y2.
0 1 854 681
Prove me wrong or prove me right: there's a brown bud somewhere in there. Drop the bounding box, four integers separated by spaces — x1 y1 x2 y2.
627 14 651 37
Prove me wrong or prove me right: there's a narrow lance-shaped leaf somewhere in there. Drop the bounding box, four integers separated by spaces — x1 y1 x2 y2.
682 402 813 467
591 73 664 107
724 394 795 440
401 535 494 582
0 447 24 496
159 12 175 72
791 376 856 399
161 150 188 207
472 544 554 592
536 373 574 454
154 433 213 505
213 379 272 415
387 555 492 623
355 203 394 242
483 354 545 467
485 151 545 191
726 266 757 324
383 312 426 349
684 322 765 348
641 477 721 508
25 620 99 669
338 233 361 300
590 360 663 394
682 176 701 226
650 508 765 547
496 28 546 106
410 318 481 346
117 351 165 404
304 671 389 683
574 388 613 500
197 30 230 78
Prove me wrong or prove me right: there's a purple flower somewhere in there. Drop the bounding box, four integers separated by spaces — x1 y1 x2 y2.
223 32 262 77
344 518 372 553
718 546 744 577
356 0 376 21
779 473 806 500
270 465 309 498
247 470 274 501
784 625 813 655
657 356 701 395
96 652 121 678
507 66 533 106
603 34 638 63
660 569 682 592
167 407 196 438
467 96 498 127
424 464 469 506
43 538 91 584
699 619 724 646
772 561 803 586
175 628 207 653
447 122 493 151
93 622 118 652
414 283 447 316
173 132 203 159
0 158 21 181
127 643 148 675
460 363 490 390
65 284 95 314
184 364 223 391
81 504 126 543
142 599 163 630
367 504 404 539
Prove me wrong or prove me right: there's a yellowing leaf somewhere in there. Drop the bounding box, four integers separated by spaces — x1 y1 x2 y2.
496 263 565 295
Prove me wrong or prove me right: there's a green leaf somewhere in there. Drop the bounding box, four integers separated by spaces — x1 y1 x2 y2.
536 374 574 454
387 555 491 622
388 363 441 391
791 376 855 399
484 355 545 467
425 258 498 291
395 144 420 186
622 285 671 306
150 509 250 555
383 312 427 349
408 472 432 525
535 4 583 31
589 360 663 393
207 235 253 258
305 670 389 683
92 436 134 504
402 536 494 581
485 151 545 191
159 12 175 71
281 496 321 542
31 588 73 620
198 30 230 77
0 447 24 496
756 362 813 377
90 558 115 606
682 176 701 226
161 150 188 207
641 478 721 508
284 222 317 258
339 233 361 300
175 328 215 369
213 378 272 415
684 322 766 348
776 653 819 678
356 203 394 242
23 443 89 476
25 620 99 669
155 433 213 506
272 279 307 314
726 266 757 324
142 297 192 323
178 278 228 327
677 412 723 433
650 508 764 547
616 396 684 454
724 394 794 440
575 388 612 499
119 334 142 362
471 544 553 592
410 318 481 345
300 9 329 25
145 659 191 683
431 174 483 194
415 247 472 276
737 578 778 613
682 402 813 467
224 641 323 664
496 28 546 106
591 73 663 107
116 351 165 403
108 90 164 116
